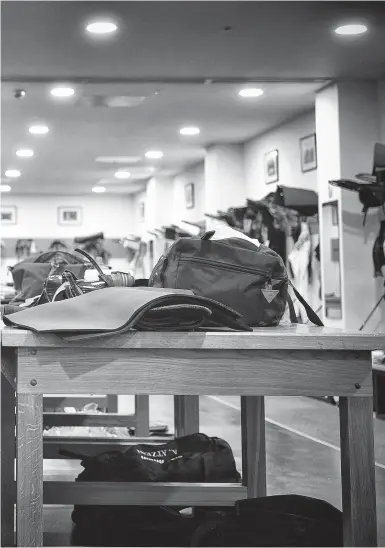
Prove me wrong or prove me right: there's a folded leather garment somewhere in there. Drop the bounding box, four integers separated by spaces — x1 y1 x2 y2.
2 286 252 335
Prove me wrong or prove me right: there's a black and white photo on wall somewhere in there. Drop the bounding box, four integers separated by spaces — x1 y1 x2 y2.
264 150 279 184
185 182 195 209
1 205 17 225
58 206 82 226
300 133 317 172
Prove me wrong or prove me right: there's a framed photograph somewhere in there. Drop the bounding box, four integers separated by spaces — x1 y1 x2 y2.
139 202 145 220
264 150 279 184
300 133 317 172
1 205 17 225
185 182 195 209
58 207 82 226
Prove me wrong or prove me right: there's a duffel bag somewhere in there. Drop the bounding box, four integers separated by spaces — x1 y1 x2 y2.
149 226 323 327
191 494 342 547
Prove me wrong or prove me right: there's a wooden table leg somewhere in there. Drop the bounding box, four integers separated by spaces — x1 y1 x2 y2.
241 396 267 498
174 396 199 437
339 397 377 546
135 395 150 437
107 394 118 413
1 360 16 547
16 394 43 547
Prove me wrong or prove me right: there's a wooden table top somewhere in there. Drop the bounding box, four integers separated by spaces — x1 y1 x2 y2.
1 324 385 351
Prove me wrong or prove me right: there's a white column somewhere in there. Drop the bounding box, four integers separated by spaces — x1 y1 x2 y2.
316 82 382 330
204 144 246 229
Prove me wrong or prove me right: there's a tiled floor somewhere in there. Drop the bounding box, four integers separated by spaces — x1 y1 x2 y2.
43 395 385 546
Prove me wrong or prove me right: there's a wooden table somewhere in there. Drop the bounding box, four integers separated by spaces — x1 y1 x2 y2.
1 324 382 547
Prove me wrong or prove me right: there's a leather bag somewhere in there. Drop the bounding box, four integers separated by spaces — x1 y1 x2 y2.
2 286 251 334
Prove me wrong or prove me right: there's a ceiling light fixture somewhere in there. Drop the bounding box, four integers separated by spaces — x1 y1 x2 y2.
0 185 11 192
334 24 368 35
50 86 75 98
180 127 201 136
92 186 106 193
239 88 264 98
16 149 34 158
145 151 163 159
29 125 49 135
114 171 131 179
86 21 118 34
5 169 21 178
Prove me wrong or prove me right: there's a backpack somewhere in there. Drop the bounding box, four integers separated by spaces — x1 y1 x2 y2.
149 227 322 327
67 434 239 547
9 251 88 303
191 495 343 547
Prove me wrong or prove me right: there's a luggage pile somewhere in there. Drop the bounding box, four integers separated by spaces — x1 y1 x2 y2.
67 433 342 547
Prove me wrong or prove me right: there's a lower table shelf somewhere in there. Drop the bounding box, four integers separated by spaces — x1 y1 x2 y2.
43 481 247 506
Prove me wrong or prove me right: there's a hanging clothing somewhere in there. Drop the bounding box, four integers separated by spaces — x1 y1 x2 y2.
288 222 312 322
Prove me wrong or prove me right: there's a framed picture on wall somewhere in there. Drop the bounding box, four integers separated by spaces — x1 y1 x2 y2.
264 150 279 184
139 202 145 220
1 205 17 225
185 182 195 209
58 207 82 226
300 133 317 172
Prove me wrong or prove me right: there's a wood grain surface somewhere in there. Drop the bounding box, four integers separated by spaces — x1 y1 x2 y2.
241 396 266 498
43 481 246 506
1 368 16 547
339 397 377 546
2 324 385 351
16 394 43 547
174 395 199 437
134 395 150 437
17 348 373 396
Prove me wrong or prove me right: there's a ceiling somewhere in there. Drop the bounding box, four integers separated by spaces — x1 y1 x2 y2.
1 1 385 195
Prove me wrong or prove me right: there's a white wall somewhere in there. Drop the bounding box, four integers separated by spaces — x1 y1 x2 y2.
244 110 317 200
0 194 133 239
173 163 205 225
379 79 385 143
131 189 147 239
204 144 245 229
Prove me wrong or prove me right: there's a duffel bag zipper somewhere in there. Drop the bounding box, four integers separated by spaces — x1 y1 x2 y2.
179 256 275 278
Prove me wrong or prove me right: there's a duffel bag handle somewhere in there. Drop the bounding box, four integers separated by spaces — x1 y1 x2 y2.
288 281 324 327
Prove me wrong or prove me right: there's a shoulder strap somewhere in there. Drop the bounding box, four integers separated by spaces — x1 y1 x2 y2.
288 281 324 327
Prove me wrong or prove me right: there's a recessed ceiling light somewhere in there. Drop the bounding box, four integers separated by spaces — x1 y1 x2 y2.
114 171 131 179
29 125 49 135
16 149 34 158
334 24 368 35
145 151 163 159
50 86 75 98
86 21 118 34
5 169 21 178
92 186 106 193
0 184 11 192
239 88 264 98
180 127 201 136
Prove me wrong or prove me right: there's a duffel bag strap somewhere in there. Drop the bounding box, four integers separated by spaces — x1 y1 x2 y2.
288 281 324 327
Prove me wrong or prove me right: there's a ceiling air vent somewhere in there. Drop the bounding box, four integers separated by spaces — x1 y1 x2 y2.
77 95 146 108
95 156 141 164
